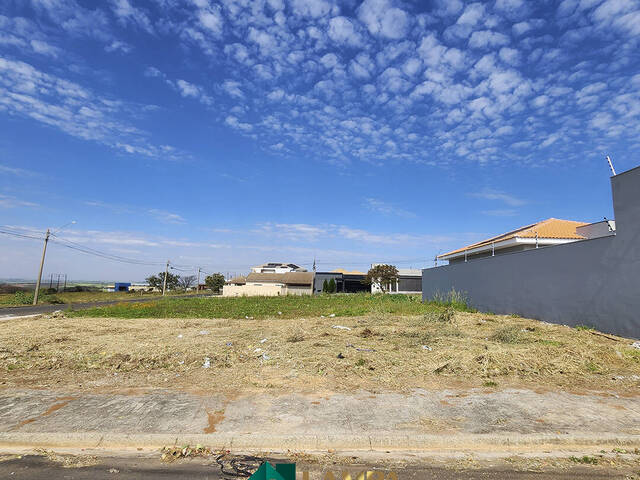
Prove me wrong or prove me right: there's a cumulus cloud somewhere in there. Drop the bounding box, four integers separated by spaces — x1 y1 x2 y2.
327 16 363 46
357 0 410 39
468 30 510 48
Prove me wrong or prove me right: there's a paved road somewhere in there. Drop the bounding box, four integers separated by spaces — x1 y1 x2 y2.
0 294 215 318
0 454 629 480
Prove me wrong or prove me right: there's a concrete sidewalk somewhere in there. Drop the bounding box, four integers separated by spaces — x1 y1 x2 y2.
0 388 638 451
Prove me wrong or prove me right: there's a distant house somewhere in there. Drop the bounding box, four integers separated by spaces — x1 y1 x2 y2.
313 269 369 294
438 218 615 264
369 264 422 294
223 272 314 297
250 262 307 273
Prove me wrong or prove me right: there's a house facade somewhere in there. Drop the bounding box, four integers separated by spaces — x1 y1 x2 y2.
223 272 314 297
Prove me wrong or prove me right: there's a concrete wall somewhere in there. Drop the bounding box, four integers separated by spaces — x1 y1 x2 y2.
222 284 283 297
222 284 312 297
422 165 640 339
283 285 313 295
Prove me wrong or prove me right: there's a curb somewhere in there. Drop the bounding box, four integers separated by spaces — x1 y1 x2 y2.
1 432 638 451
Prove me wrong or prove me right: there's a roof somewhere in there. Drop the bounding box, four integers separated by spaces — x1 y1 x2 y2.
226 275 247 284
253 262 306 271
246 272 314 285
331 268 366 275
439 218 588 258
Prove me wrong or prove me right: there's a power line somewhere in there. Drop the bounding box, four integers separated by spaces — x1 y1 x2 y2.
0 229 44 241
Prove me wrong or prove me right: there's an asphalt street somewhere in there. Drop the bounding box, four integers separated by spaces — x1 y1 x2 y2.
0 454 631 480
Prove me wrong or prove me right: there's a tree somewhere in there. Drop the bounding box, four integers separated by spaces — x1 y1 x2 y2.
205 273 225 293
146 272 180 291
322 279 329 293
178 275 197 291
363 264 399 293
328 278 337 293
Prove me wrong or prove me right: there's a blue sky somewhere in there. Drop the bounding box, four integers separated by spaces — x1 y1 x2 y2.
1 0 639 281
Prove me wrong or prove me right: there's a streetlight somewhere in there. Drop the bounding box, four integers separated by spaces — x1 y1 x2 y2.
33 221 76 305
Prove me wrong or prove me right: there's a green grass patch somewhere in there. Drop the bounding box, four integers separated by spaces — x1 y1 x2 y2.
575 324 595 331
67 293 473 319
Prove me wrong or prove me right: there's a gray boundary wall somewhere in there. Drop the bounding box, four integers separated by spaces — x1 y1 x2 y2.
422 165 640 339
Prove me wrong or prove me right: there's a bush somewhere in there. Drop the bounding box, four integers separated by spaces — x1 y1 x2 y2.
322 279 329 293
328 278 337 294
13 291 33 305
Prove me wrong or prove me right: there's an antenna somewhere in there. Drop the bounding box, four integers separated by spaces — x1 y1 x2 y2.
606 155 616 176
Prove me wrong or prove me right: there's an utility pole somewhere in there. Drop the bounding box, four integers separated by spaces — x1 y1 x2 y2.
49 273 53 289
197 267 201 292
162 260 169 296
63 274 67 292
56 274 61 292
33 229 51 305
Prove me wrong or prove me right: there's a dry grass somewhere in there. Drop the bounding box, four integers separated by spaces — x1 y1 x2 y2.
0 311 638 395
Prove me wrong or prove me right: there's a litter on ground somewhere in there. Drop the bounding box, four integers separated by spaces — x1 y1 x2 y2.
198 330 209 335
422 345 432 351
332 325 351 330
202 357 210 369
631 341 640 350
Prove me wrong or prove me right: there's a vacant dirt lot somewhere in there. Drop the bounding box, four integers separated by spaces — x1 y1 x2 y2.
0 310 638 395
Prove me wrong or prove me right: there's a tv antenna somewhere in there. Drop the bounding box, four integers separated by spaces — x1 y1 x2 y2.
606 155 616 176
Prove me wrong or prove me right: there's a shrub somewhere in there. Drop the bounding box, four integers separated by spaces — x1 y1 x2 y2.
13 291 33 305
322 279 329 293
328 278 337 294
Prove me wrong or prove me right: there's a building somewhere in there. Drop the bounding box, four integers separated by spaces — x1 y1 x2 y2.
437 218 615 265
312 269 369 294
422 163 639 338
113 282 131 292
250 262 307 273
223 272 314 297
368 264 422 294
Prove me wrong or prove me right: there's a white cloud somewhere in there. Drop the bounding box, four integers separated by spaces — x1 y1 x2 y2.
456 3 485 26
468 30 510 48
327 16 363 46
111 0 153 33
221 80 244 98
290 0 333 18
363 198 416 218
225 115 253 132
0 194 39 209
470 189 526 207
29 39 61 57
0 164 35 176
148 209 187 224
357 0 410 39
0 57 184 159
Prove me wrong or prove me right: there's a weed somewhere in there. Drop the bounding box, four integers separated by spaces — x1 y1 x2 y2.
355 358 366 367
360 327 374 338
490 325 523 344
584 361 601 373
422 307 455 323
575 325 595 331
569 456 598 465
483 380 498 387
286 332 305 343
